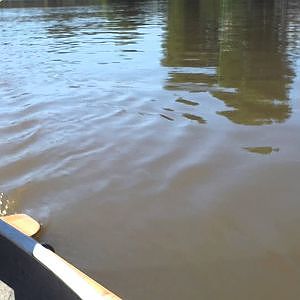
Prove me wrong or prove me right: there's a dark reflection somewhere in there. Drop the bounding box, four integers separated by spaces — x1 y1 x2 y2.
162 0 220 68
243 147 280 155
0 0 99 8
46 14 79 40
215 0 294 125
162 0 298 125
176 98 199 106
98 0 149 46
1 0 157 49
39 0 156 49
160 114 174 121
182 113 206 124
162 0 219 99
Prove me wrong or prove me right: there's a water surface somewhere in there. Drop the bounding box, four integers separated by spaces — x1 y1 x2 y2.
1 0 300 299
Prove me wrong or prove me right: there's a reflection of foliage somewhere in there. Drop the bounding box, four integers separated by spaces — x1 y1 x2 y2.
215 92 291 125
215 0 293 125
182 113 206 124
243 147 280 155
162 0 220 68
42 0 150 46
162 0 295 126
2 0 98 8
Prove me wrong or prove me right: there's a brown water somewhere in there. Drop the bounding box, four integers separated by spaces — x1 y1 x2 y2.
1 0 300 298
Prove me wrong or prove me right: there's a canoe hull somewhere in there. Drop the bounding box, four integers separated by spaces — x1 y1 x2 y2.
0 219 81 300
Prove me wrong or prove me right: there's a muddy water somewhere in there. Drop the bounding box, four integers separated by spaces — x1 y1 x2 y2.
1 0 300 299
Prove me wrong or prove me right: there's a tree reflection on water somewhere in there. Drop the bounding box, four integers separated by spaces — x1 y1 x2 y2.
162 0 298 125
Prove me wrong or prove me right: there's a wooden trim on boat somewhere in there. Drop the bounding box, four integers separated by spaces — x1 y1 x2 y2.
33 244 121 300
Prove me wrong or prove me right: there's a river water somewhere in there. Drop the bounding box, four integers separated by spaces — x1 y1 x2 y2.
1 0 300 299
